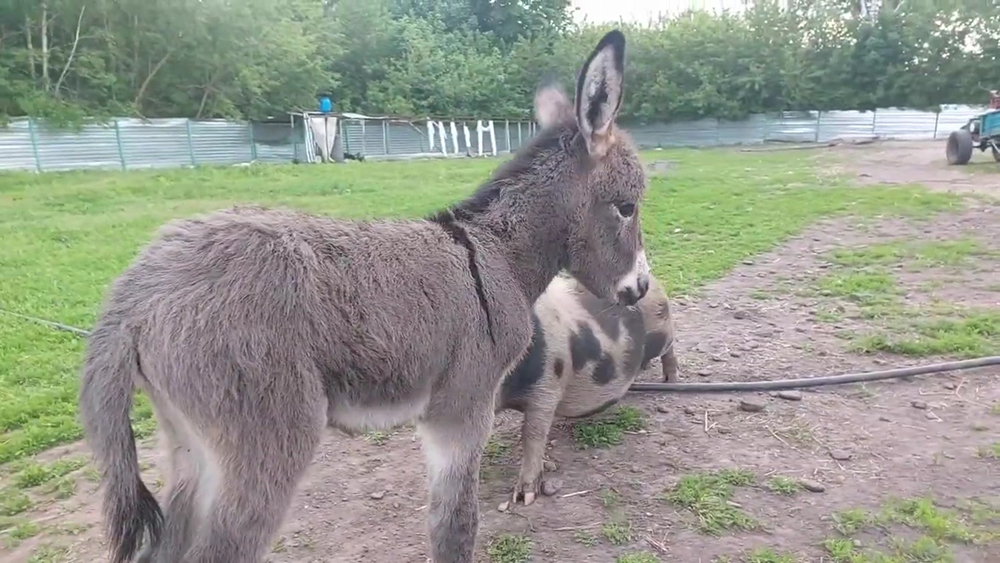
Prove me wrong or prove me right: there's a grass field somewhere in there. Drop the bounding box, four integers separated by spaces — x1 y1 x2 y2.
0 148 960 465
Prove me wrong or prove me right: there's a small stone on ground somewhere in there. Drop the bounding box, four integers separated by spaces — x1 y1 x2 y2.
777 390 803 401
799 479 826 493
829 450 852 461
739 398 767 412
911 400 928 410
541 479 563 497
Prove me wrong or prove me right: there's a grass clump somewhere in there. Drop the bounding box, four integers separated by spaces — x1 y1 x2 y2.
573 406 645 449
829 239 990 269
12 457 87 489
824 496 995 562
743 548 798 563
0 490 32 516
616 552 659 563
815 271 898 307
766 476 801 496
601 519 632 545
663 468 757 535
4 520 41 548
851 312 1000 359
486 533 532 563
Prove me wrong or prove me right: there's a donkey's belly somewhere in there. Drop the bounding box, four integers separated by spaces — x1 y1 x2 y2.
326 394 431 434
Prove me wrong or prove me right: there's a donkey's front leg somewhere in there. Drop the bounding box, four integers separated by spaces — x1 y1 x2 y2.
417 403 494 563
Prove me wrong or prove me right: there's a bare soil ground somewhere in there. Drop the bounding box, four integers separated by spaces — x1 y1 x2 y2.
3 140 999 563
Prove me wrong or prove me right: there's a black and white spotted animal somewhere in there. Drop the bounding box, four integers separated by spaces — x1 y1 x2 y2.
497 272 679 505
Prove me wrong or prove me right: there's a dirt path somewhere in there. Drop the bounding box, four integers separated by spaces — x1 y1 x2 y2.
3 140 999 563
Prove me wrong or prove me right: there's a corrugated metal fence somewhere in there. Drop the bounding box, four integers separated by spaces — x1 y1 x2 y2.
0 106 987 173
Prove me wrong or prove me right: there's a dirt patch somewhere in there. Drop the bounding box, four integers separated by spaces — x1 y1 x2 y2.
826 139 1000 197
4 146 1000 563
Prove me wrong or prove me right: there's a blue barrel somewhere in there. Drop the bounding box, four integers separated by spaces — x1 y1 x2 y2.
318 96 332 113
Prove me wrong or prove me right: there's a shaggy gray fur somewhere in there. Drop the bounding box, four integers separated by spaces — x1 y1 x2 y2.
79 29 648 563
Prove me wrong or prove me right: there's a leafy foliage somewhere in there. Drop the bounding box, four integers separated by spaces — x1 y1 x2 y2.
1 0 999 124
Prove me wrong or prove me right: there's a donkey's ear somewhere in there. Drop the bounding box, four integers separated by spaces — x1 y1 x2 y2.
575 29 626 158
534 79 571 130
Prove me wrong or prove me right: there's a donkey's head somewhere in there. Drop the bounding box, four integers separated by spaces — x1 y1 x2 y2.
535 30 649 306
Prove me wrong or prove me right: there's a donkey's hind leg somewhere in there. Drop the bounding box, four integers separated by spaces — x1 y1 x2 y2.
183 396 325 563
137 402 207 563
418 397 495 563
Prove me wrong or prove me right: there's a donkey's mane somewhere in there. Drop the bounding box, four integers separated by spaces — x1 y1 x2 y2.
427 123 577 225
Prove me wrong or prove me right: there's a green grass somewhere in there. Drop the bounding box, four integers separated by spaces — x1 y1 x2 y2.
815 270 898 307
26 544 69 563
824 496 998 562
4 519 41 548
601 520 632 545
573 405 646 448
482 436 512 464
486 533 532 563
663 468 757 535
851 312 1000 358
616 552 660 563
0 148 960 463
829 239 993 269
975 443 1000 459
743 548 798 563
11 457 87 489
766 476 801 496
0 490 31 516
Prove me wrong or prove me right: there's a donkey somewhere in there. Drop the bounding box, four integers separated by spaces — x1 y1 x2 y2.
498 272 678 505
78 29 649 563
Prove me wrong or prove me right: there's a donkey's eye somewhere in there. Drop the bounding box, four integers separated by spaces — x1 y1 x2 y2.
615 202 636 218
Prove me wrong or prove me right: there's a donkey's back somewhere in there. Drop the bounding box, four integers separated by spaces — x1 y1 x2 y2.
121 206 519 409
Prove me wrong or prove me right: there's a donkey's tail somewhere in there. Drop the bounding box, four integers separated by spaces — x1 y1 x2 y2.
78 318 163 563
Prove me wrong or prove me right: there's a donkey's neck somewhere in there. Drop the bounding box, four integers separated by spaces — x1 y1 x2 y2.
435 127 580 303
453 187 569 304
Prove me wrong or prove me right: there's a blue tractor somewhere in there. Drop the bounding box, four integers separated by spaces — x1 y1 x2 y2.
946 91 1000 165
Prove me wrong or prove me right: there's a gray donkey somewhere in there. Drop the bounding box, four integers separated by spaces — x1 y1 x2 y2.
79 29 649 563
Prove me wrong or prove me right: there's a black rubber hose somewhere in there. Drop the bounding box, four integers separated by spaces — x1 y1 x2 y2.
628 356 1000 393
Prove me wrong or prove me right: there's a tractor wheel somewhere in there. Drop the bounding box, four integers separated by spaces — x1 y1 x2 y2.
947 129 974 165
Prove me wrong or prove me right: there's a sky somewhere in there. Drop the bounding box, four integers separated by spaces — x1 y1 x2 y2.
570 0 749 24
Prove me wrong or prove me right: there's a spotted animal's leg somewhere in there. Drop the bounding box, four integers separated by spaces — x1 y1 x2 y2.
661 339 679 382
512 394 559 506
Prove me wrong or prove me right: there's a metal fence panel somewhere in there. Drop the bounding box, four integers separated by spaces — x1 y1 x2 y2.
766 112 819 143
35 122 122 171
872 108 937 140
190 120 254 165
2 106 995 173
386 122 427 156
816 111 875 142
0 121 39 172
119 119 193 169
717 114 769 145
